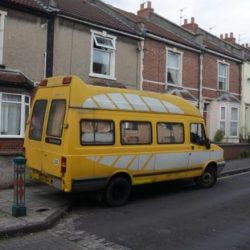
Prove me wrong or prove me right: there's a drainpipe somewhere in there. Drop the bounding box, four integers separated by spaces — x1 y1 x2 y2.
199 53 203 112
46 15 55 77
139 40 144 91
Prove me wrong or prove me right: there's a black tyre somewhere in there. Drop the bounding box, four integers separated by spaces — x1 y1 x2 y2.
195 166 217 188
105 177 131 206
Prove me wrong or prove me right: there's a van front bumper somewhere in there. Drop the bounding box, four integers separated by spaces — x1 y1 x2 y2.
217 161 226 174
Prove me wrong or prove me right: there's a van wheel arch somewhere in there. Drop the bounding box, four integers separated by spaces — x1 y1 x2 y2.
104 172 132 207
195 162 218 188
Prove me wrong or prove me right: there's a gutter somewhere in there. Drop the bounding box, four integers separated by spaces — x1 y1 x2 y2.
147 33 202 53
58 14 144 41
205 48 242 63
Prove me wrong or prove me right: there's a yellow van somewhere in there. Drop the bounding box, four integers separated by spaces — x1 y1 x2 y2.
24 75 225 206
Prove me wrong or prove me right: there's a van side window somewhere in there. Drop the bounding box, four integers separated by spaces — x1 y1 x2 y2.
81 120 114 145
29 100 47 141
190 123 206 145
121 121 152 145
47 100 66 138
157 123 184 144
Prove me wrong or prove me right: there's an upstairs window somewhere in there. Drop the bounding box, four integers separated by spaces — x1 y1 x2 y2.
0 10 7 65
166 49 182 85
218 62 229 91
90 30 116 79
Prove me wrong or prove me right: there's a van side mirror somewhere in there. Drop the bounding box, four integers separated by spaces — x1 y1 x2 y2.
205 138 211 149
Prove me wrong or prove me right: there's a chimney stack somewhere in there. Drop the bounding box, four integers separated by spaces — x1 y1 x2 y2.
182 17 198 33
137 1 154 18
220 32 236 44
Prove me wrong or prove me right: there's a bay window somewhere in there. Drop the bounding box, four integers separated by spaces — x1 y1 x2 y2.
0 93 30 138
219 106 226 134
230 107 238 137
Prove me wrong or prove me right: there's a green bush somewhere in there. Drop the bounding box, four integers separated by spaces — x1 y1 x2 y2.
214 129 225 142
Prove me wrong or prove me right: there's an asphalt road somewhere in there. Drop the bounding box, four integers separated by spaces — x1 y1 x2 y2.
1 172 250 250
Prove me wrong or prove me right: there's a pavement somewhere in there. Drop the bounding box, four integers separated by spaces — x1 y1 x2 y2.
0 158 250 238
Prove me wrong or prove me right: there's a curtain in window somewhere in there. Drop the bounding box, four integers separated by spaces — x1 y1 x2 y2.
1 102 21 135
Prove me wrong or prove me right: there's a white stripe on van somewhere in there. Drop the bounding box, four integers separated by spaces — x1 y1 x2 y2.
116 156 135 169
93 94 116 109
99 156 118 166
189 151 211 166
123 94 149 111
162 101 184 114
82 93 185 114
108 93 133 110
211 150 223 161
82 98 98 108
142 97 167 112
128 156 139 170
88 151 219 172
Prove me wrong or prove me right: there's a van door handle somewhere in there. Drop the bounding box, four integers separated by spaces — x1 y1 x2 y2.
191 146 194 150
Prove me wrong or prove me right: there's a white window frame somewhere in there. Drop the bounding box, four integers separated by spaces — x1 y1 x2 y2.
0 10 7 65
0 92 30 138
166 48 183 86
89 30 116 80
217 61 229 91
229 107 239 137
219 106 227 134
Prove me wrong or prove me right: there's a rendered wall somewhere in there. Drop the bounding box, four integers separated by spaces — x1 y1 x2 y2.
53 18 140 89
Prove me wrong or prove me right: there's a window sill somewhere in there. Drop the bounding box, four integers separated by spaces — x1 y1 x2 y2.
0 135 24 139
166 83 182 88
89 73 117 81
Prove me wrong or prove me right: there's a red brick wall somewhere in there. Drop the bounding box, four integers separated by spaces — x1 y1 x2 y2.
0 139 24 154
143 40 166 83
203 53 241 98
182 50 199 90
229 62 241 94
219 144 250 161
142 39 199 96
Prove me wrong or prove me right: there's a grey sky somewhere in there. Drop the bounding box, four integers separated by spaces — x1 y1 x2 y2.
103 0 250 44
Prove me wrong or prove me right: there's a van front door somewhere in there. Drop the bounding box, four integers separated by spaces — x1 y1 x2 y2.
189 123 210 171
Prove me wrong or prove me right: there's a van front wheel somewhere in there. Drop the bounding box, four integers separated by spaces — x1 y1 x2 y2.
105 177 131 206
195 166 217 188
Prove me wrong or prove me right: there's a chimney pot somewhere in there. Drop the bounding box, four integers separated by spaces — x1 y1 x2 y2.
220 34 223 39
140 3 145 10
184 19 188 25
147 1 152 9
191 17 195 23
225 33 228 38
230 32 233 38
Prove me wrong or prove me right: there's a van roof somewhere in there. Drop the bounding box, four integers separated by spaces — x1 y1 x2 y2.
43 75 202 117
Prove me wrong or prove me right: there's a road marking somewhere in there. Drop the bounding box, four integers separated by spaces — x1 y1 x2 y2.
219 169 250 180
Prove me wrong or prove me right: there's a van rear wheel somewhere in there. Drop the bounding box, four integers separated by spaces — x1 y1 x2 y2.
105 177 131 206
195 166 217 188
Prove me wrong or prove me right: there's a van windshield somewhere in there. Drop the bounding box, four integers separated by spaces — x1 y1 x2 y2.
29 100 47 141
